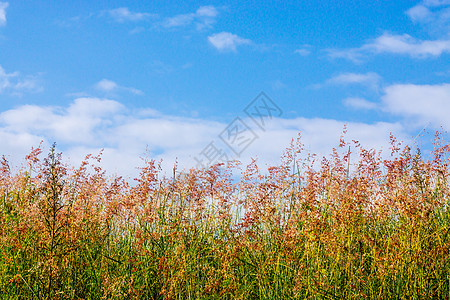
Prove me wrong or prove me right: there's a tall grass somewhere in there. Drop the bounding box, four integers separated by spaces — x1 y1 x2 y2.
0 134 449 299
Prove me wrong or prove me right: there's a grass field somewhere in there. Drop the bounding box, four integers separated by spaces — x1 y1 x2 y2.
1 133 449 299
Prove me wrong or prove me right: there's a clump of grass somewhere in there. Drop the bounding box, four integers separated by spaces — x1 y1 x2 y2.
0 133 449 299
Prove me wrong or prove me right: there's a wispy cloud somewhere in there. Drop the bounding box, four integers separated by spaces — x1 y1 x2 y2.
406 1 450 36
162 6 218 30
0 2 8 26
163 14 192 27
314 72 382 91
54 13 95 28
328 32 450 62
271 79 287 90
294 49 310 56
95 79 118 92
326 48 364 63
108 7 153 23
326 72 381 90
407 4 433 22
294 45 312 56
0 65 43 95
150 60 174 74
367 33 450 56
57 8 152 27
95 79 143 95
343 97 378 110
208 32 251 52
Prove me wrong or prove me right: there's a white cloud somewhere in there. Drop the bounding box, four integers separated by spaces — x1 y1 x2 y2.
0 2 8 26
382 83 450 130
326 72 381 90
0 98 223 176
0 98 124 145
0 97 412 178
208 32 251 52
343 97 378 110
108 7 152 22
68 97 124 116
0 65 43 95
95 79 143 95
162 5 218 30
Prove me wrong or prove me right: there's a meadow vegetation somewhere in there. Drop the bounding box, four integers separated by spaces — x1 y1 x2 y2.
1 132 449 299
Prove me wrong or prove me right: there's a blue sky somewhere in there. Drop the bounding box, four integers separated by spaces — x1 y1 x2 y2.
0 1 449 177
